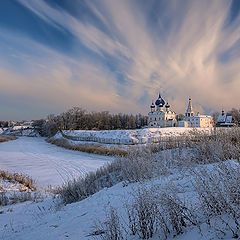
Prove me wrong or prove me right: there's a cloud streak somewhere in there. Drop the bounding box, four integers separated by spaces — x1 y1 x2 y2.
0 0 240 119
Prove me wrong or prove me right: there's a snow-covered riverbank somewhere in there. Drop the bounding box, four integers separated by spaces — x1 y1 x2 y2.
0 137 113 188
56 127 213 145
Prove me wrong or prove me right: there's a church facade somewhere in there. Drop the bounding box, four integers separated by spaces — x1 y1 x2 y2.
148 93 177 127
178 98 213 127
148 94 213 128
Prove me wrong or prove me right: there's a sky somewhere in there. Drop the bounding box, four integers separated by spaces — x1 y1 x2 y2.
0 0 240 120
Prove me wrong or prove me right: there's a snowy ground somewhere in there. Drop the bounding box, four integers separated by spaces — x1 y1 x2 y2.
0 137 113 188
0 169 189 239
57 127 213 145
1 160 238 240
0 129 237 240
0 179 29 192
2 127 40 137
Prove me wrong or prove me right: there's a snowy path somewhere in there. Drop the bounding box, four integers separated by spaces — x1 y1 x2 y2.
0 137 113 187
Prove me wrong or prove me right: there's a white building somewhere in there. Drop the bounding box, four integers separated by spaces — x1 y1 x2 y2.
216 110 234 127
148 93 177 127
178 98 213 128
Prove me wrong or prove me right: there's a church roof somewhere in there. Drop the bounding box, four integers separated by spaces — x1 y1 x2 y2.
150 102 155 108
216 113 226 123
226 116 232 123
155 93 165 106
186 98 193 112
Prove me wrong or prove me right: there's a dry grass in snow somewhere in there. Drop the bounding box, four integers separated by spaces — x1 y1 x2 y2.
0 170 36 191
0 135 17 143
47 137 128 156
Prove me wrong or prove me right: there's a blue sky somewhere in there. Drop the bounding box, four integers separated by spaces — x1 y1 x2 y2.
0 0 240 120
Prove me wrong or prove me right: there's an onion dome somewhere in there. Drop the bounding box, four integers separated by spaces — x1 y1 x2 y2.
155 98 161 105
150 102 155 108
155 93 165 106
165 102 170 108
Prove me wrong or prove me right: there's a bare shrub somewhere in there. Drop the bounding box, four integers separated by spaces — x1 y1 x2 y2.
125 186 161 239
129 187 197 239
158 192 197 237
192 162 240 238
91 207 124 240
0 191 42 206
118 151 159 183
193 128 240 164
56 127 240 205
0 192 9 206
92 186 197 240
55 160 123 204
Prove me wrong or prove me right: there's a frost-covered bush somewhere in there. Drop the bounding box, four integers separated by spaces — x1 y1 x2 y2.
56 149 173 204
57 127 240 204
91 207 124 240
0 190 42 206
192 162 240 238
92 186 196 240
193 128 240 163
55 160 123 204
93 161 240 239
126 186 160 239
118 150 164 183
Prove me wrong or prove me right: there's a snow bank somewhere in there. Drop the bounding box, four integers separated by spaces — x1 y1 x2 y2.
56 127 213 145
12 125 32 130
2 127 40 137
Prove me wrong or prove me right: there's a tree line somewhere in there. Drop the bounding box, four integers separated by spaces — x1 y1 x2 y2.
2 107 240 137
32 107 148 136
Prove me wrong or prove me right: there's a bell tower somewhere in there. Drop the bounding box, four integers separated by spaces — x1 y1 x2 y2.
185 98 194 120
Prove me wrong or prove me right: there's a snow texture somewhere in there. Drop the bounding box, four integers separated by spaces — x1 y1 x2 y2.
2 127 40 137
1 160 238 240
57 127 212 145
0 137 113 188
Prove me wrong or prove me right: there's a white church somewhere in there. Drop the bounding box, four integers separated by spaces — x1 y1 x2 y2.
148 93 213 128
178 98 213 127
148 93 177 127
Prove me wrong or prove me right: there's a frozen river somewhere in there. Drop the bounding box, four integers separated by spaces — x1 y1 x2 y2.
0 137 113 188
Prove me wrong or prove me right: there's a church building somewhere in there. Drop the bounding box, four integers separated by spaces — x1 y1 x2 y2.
178 98 213 127
148 93 177 127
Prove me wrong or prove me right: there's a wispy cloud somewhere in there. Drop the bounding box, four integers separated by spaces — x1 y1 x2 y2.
1 0 240 119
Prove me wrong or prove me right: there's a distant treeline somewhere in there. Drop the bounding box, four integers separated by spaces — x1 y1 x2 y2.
2 107 240 137
32 107 148 136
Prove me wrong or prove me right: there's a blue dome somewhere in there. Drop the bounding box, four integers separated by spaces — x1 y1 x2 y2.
150 103 155 108
155 94 165 106
165 102 170 108
160 98 165 106
155 99 161 105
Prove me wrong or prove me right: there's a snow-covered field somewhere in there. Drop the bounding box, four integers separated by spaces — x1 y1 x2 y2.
0 137 113 188
0 128 239 240
1 159 238 240
58 127 213 145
